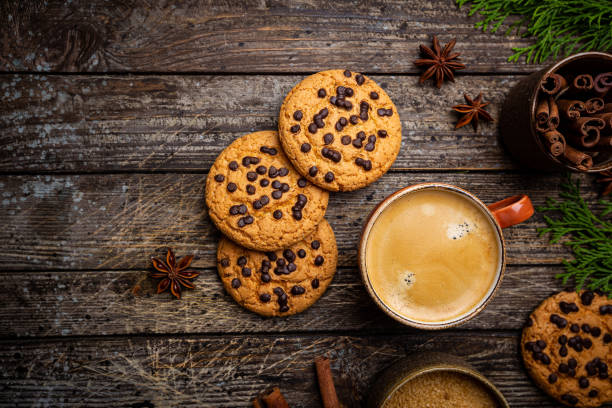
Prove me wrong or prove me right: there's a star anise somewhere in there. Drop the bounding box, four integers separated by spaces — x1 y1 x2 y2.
414 35 466 88
452 93 494 131
596 171 612 196
151 248 199 299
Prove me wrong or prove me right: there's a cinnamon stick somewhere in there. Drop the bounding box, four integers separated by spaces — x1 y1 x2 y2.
570 74 594 93
603 103 612 114
253 387 290 408
542 130 566 156
535 98 550 132
547 97 560 129
563 145 593 170
593 72 612 97
539 73 568 95
585 97 604 114
594 112 612 132
315 356 340 408
556 99 585 120
567 117 605 148
596 136 612 150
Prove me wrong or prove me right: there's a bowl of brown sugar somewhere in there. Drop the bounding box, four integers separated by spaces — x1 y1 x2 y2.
367 352 509 408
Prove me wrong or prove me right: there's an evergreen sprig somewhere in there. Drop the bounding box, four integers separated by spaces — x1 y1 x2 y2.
537 175 612 297
456 0 612 63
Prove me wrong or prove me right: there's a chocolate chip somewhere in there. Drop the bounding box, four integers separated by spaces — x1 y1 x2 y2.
329 96 337 105
323 133 334 145
238 215 253 226
242 156 252 166
214 174 225 182
378 129 387 138
536 340 546 349
600 305 612 315
341 135 351 145
311 240 320 249
352 138 363 148
279 305 289 313
604 333 611 343
256 165 267 175
311 278 320 289
283 249 296 262
309 166 318 177
281 183 289 192
559 363 569 373
318 88 326 98
339 117 347 126
290 124 300 133
272 190 282 199
308 123 317 134
377 108 386 116
246 185 256 195
569 358 578 369
276 258 286 267
314 255 324 266
301 143 311 153
278 168 289 177
343 70 351 77
315 117 325 128
550 314 567 328
581 323 591 333
260 293 271 302
271 180 281 189
287 263 296 272
365 142 375 151
370 91 379 99
298 178 307 187
293 110 303 121
220 258 230 267
260 146 278 155
335 122 343 131
337 86 345 95
273 287 284 296
266 252 277 261
268 166 278 178
559 345 568 357
349 115 359 125
579 377 589 388
524 341 534 351
560 301 579 314
242 267 252 277
386 109 393 116
586 361 598 376
292 210 302 220
359 111 369 121
589 390 598 398
297 249 306 258
548 373 557 384
581 291 595 305
227 182 237 192
571 324 580 333
559 335 567 345
253 200 263 210
356 74 365 85
261 273 271 283
590 327 601 337
291 285 306 295
247 171 258 181
260 179 269 187
540 353 551 364
561 394 578 405
583 338 592 349
324 172 334 182
229 161 238 171
231 278 241 288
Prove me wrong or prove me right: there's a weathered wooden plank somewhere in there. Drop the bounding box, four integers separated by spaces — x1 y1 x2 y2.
0 265 564 338
1 0 543 74
1 74 520 172
0 333 558 407
0 172 597 271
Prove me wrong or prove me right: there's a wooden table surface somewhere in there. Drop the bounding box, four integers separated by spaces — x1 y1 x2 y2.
1 1 608 407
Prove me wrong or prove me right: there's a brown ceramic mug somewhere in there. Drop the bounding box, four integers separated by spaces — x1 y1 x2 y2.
359 183 534 329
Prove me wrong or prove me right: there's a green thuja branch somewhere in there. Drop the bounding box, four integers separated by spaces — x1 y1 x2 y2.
457 0 612 63
537 175 612 296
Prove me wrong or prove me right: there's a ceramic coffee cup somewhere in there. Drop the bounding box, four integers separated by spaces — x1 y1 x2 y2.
367 352 510 408
359 183 534 329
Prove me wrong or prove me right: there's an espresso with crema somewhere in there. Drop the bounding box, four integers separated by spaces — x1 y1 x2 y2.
365 189 501 323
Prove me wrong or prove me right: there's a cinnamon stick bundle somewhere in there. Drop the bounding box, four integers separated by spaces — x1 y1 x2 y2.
252 387 290 408
570 74 594 93
567 117 605 148
535 98 550 132
542 130 566 157
585 97 604 114
564 145 593 170
547 97 560 129
315 356 340 408
540 73 568 95
557 99 585 121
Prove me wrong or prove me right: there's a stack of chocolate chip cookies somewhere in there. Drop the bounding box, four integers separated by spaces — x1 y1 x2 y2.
206 69 401 317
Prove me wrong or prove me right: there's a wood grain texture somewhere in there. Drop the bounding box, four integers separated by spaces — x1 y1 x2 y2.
1 172 601 271
0 333 560 407
1 74 522 172
0 0 544 74
0 265 565 338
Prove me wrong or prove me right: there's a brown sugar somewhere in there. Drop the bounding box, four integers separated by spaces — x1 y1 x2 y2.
384 371 500 408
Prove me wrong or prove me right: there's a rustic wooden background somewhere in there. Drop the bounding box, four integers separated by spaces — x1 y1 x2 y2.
1 1 609 407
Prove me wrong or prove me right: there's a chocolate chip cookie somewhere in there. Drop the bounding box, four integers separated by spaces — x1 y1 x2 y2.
217 219 337 317
279 69 402 191
206 130 329 251
521 290 612 407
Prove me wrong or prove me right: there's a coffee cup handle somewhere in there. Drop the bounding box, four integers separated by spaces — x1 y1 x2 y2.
487 195 534 228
